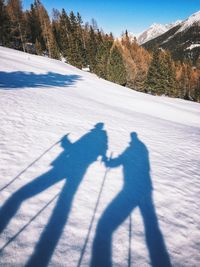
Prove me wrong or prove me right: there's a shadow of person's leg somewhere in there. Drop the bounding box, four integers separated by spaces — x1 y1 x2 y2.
25 179 78 267
0 169 60 234
91 191 135 267
140 194 171 267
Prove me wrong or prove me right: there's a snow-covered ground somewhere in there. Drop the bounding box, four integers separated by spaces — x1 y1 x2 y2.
0 46 200 267
186 44 200 50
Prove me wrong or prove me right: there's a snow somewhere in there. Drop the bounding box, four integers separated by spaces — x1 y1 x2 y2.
82 66 90 72
0 46 200 267
177 10 200 33
137 21 182 45
186 44 200 50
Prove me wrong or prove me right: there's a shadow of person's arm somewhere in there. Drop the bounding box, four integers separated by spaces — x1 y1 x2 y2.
60 134 72 148
50 134 72 167
103 154 122 168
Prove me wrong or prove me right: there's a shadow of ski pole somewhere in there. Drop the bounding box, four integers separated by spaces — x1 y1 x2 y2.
0 192 59 253
0 139 62 193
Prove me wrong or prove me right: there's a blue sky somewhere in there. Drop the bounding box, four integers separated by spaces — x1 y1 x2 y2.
23 0 200 36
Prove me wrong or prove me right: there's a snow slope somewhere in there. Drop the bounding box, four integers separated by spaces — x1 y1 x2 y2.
0 46 200 267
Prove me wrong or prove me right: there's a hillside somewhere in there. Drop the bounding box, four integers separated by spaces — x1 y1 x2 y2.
143 11 200 64
0 47 200 267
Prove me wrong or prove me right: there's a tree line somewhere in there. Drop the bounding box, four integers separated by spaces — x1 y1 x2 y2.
0 0 200 102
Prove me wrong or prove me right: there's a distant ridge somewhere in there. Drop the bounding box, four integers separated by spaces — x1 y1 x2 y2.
142 10 200 64
137 20 181 45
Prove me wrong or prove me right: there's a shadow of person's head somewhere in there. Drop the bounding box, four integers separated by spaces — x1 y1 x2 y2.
130 132 138 143
93 122 104 131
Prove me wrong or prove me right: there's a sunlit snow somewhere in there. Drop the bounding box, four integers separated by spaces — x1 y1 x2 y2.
0 46 200 267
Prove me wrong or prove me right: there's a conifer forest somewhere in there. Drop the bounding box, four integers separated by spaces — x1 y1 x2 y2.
0 0 200 102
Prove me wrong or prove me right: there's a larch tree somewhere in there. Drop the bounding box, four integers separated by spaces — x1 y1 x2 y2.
6 0 26 51
35 0 59 59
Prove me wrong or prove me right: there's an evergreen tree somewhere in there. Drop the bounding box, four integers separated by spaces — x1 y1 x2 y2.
95 34 113 78
35 38 42 55
49 34 60 59
67 11 78 65
158 51 177 96
96 29 103 44
95 43 108 78
145 48 161 94
76 12 87 67
25 2 44 54
59 9 70 58
87 26 97 71
51 9 61 57
145 49 177 96
107 45 126 85
63 11 86 68
52 20 60 49
0 0 11 46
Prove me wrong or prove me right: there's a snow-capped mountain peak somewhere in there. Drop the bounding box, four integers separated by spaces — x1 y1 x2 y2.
177 10 200 33
142 10 200 64
137 20 182 45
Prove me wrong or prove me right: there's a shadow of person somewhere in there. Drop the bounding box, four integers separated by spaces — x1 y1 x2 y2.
91 132 171 267
0 123 108 267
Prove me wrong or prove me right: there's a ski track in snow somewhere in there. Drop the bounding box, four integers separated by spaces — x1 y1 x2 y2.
0 46 200 266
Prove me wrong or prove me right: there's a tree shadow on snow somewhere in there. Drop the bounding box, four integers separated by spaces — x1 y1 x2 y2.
0 71 81 89
0 123 108 267
90 132 171 267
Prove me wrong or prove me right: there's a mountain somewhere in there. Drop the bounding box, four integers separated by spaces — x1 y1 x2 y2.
0 46 200 266
143 11 200 64
137 21 181 45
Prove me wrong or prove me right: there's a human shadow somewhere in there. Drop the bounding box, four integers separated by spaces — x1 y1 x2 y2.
91 132 171 267
0 71 81 89
0 123 108 267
